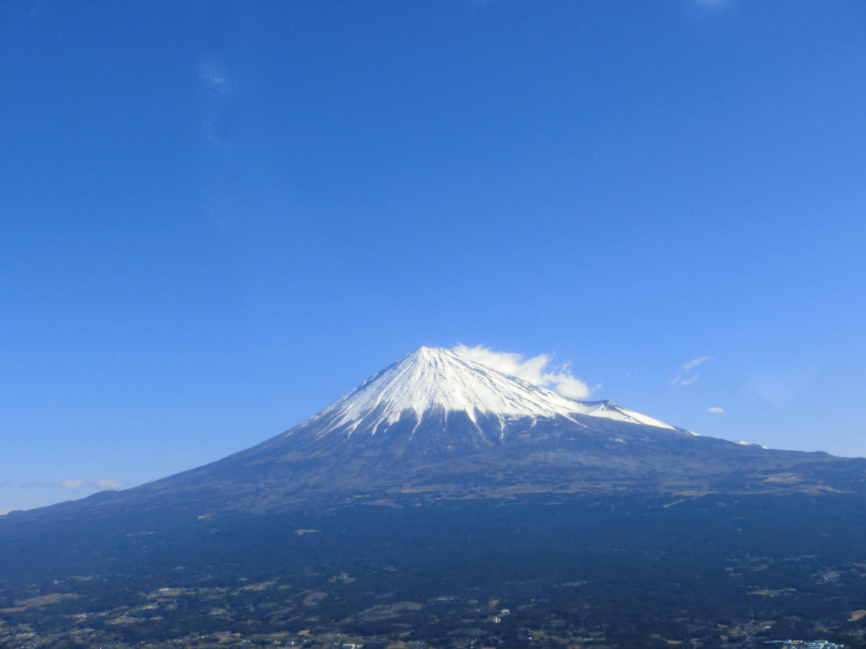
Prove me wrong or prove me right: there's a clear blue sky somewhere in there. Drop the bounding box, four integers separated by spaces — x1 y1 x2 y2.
2 0 864 513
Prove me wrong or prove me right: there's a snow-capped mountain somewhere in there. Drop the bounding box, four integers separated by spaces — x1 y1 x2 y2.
12 345 856 523
5 348 866 649
245 345 698 461
6 348 866 649
101 345 852 515
301 346 676 438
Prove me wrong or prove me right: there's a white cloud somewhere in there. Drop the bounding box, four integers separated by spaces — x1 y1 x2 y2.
671 356 712 386
682 356 712 372
25 479 124 491
452 344 595 399
94 479 123 490
707 407 725 414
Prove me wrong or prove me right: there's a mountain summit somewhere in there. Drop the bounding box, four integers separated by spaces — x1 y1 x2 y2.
298 346 676 440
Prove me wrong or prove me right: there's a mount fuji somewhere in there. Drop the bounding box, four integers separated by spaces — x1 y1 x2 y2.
17 346 861 521
4 347 866 648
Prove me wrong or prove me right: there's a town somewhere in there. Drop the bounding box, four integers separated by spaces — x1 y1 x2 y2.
1 569 862 649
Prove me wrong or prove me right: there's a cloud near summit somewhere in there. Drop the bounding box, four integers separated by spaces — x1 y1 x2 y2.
452 345 594 399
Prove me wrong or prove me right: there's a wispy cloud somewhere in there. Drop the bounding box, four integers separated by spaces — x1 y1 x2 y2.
198 62 231 94
683 356 712 372
23 479 124 491
197 58 234 149
452 345 596 399
707 407 725 414
745 367 813 409
670 356 712 386
21 480 54 488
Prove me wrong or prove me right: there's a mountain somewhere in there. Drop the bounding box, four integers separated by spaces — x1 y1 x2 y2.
18 346 862 520
4 347 866 648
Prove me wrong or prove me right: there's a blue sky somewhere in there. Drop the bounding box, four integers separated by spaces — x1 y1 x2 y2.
2 0 865 513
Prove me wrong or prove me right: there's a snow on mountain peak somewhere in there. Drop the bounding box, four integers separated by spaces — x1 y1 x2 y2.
307 346 675 436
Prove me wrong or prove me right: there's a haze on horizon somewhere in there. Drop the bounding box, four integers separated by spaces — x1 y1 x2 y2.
2 0 864 513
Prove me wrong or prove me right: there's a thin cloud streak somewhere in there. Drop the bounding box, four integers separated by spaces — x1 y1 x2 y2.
22 479 125 491
744 367 813 409
671 356 713 386
197 58 235 149
683 356 712 372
